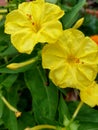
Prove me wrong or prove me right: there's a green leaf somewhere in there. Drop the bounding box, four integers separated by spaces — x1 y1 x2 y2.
62 0 86 29
8 111 18 130
68 102 98 130
0 45 18 57
0 98 4 118
18 112 36 130
65 0 77 6
1 74 18 89
24 65 58 124
0 20 10 47
45 0 57 3
80 14 98 36
79 122 98 130
96 0 98 3
2 107 18 130
58 94 70 124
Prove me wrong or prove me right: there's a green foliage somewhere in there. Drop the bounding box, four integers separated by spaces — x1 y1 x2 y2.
58 94 70 123
45 0 57 4
68 102 98 130
25 65 58 124
61 0 86 29
0 0 98 130
80 14 98 35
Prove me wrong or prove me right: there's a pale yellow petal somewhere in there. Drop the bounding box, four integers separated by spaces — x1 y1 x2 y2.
80 51 98 64
36 0 44 3
39 21 63 43
5 10 31 34
18 1 64 24
42 43 69 69
58 29 85 55
76 37 98 58
19 1 44 22
49 64 69 87
49 65 79 88
11 29 37 54
42 2 64 23
77 64 97 81
80 82 98 107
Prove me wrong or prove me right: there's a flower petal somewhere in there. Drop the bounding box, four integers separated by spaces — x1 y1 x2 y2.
58 29 85 55
49 65 78 88
80 82 98 107
19 1 43 22
77 37 98 59
11 29 37 54
42 2 64 23
77 64 97 81
5 10 31 34
49 64 69 87
39 21 63 43
42 42 69 69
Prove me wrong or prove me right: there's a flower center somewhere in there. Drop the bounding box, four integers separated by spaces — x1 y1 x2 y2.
67 55 80 64
26 14 40 32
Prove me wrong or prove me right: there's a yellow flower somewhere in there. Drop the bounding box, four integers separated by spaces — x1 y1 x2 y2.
42 29 98 89
5 0 64 54
80 81 98 107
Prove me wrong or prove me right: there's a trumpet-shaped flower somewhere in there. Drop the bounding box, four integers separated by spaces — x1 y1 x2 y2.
42 29 98 89
5 0 64 54
80 81 98 107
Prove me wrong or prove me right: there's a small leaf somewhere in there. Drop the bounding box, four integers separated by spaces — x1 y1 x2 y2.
70 121 79 130
63 116 79 130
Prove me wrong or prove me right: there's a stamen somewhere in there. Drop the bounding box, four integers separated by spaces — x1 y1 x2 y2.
32 22 35 25
26 14 32 20
67 55 80 64
75 58 80 63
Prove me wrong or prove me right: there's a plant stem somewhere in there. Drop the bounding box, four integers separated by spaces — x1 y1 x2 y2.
0 94 21 117
25 125 57 130
69 101 83 124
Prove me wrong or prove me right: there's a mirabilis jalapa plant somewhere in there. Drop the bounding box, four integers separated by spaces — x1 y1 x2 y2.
1 0 98 130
